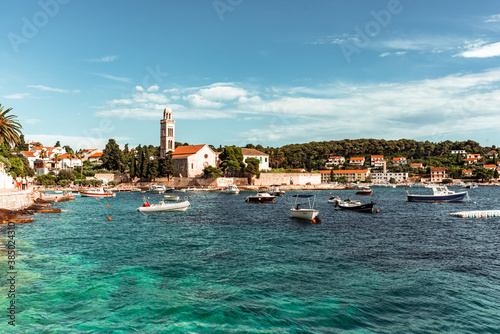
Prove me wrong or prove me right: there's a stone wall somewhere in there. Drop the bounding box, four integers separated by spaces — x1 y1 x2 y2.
252 173 322 186
0 191 35 211
93 173 130 184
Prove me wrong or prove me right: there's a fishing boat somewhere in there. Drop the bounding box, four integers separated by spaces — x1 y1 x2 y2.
355 186 372 195
290 194 319 220
221 184 239 194
406 185 468 202
137 199 190 212
335 199 376 213
148 185 167 194
163 195 180 201
245 191 276 203
268 185 285 196
80 187 116 198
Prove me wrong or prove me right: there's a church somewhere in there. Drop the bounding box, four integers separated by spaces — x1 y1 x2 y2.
160 107 218 177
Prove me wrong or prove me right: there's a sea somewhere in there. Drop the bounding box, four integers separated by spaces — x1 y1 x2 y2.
1 186 500 333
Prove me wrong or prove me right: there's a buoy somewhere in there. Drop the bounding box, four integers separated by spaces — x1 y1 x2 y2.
122 198 125 200
311 219 316 223
376 209 379 213
189 196 191 198
329 192 331 194
106 204 110 207
95 198 98 201
197 209 200 212
272 201 275 203
107 217 112 221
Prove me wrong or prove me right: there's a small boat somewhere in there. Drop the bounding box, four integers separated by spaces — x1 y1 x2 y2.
268 185 285 196
245 191 276 203
221 184 239 194
335 199 376 213
177 187 196 193
137 198 190 212
290 194 319 220
148 185 167 194
80 187 116 197
355 187 372 195
163 195 180 201
406 186 469 202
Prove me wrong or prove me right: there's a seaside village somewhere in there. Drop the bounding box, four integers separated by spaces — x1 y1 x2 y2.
1 106 500 213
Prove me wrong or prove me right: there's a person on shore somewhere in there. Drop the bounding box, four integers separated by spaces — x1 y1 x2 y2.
22 177 26 190
16 176 22 190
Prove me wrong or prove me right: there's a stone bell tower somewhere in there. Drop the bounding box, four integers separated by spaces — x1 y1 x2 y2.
160 106 175 158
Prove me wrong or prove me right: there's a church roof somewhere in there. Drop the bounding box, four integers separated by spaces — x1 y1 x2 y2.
172 144 207 158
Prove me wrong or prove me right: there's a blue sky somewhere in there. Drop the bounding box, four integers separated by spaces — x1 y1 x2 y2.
1 0 500 150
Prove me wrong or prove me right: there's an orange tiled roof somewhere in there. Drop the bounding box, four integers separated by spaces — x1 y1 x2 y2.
464 158 478 161
393 157 406 161
484 164 496 168
89 152 103 158
22 151 37 157
371 155 384 158
329 155 343 159
462 170 472 173
431 167 446 172
319 169 369 174
411 163 423 166
172 145 206 158
350 157 364 161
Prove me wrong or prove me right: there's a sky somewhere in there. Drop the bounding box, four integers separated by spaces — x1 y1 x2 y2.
1 0 500 150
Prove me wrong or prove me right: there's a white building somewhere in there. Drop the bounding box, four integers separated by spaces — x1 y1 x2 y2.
430 167 447 183
319 169 370 183
241 148 270 171
160 107 175 158
371 172 409 184
172 144 218 177
371 155 385 167
349 157 365 166
451 150 466 155
0 163 14 189
392 157 407 165
326 155 345 166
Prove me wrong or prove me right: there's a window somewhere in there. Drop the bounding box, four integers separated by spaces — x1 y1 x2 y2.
265 158 267 162
204 154 208 159
259 157 262 163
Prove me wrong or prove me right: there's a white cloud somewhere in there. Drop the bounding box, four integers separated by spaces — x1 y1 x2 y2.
4 93 29 99
24 118 41 125
459 41 500 58
379 51 406 57
136 86 144 92
198 85 247 100
183 94 224 108
93 73 132 83
485 14 500 23
147 85 159 92
27 85 80 94
86 55 117 63
24 134 130 150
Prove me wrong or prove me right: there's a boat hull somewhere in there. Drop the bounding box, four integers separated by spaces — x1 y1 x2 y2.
163 195 180 201
355 190 372 195
245 196 275 203
290 209 319 220
407 192 467 202
337 202 375 213
137 201 190 212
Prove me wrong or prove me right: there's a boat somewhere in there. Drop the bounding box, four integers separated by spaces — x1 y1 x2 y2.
335 199 376 213
137 198 190 212
245 191 276 203
268 185 285 196
177 187 196 192
80 187 116 197
290 194 319 220
163 195 180 201
221 184 239 194
355 187 372 195
328 196 361 205
405 185 468 202
148 185 167 194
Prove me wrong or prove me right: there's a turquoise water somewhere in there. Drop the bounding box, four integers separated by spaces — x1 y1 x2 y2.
1 187 500 333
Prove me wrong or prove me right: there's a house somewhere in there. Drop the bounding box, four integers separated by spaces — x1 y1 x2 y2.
172 144 218 177
410 163 424 169
81 149 103 161
241 148 270 171
462 170 473 176
487 150 498 158
467 153 481 160
430 167 447 183
21 151 39 169
88 151 103 164
371 172 409 184
22 146 69 175
58 153 82 169
463 158 478 165
319 169 370 183
0 163 14 189
326 155 345 166
484 164 496 170
451 150 466 155
370 155 385 167
392 157 407 165
349 157 365 166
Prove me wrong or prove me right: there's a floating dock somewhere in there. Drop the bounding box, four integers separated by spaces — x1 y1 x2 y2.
450 210 500 218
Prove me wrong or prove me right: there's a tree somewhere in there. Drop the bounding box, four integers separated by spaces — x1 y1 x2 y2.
14 134 28 152
63 145 74 154
16 153 34 177
0 104 23 146
203 166 222 178
389 177 396 184
75 150 84 179
101 139 123 171
219 146 244 176
54 141 61 147
158 154 176 179
53 153 61 171
244 157 260 177
58 169 75 181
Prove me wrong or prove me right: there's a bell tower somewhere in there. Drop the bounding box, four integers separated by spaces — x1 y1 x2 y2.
160 106 175 158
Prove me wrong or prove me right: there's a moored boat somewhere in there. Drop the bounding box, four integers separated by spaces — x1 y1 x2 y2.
137 199 190 212
290 194 319 220
221 184 239 194
245 191 276 203
268 185 285 196
163 195 180 201
406 186 468 202
81 187 116 198
148 185 167 194
355 187 372 195
336 199 376 213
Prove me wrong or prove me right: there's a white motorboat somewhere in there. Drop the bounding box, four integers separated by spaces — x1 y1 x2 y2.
137 199 190 212
221 184 239 194
80 187 116 198
148 185 167 194
163 195 180 201
290 194 319 220
245 191 276 203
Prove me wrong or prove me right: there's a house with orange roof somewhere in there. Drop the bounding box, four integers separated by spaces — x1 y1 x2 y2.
370 155 385 167
392 157 407 165
241 148 270 171
484 164 496 170
349 157 365 166
487 150 498 159
430 167 447 183
466 153 481 160
463 157 478 165
319 169 370 183
462 170 473 176
172 144 218 177
88 151 103 163
326 155 345 166
410 163 424 170
57 153 83 169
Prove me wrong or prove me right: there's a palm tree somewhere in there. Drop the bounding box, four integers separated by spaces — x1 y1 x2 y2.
76 150 84 180
0 104 23 146
53 153 61 172
39 149 48 173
